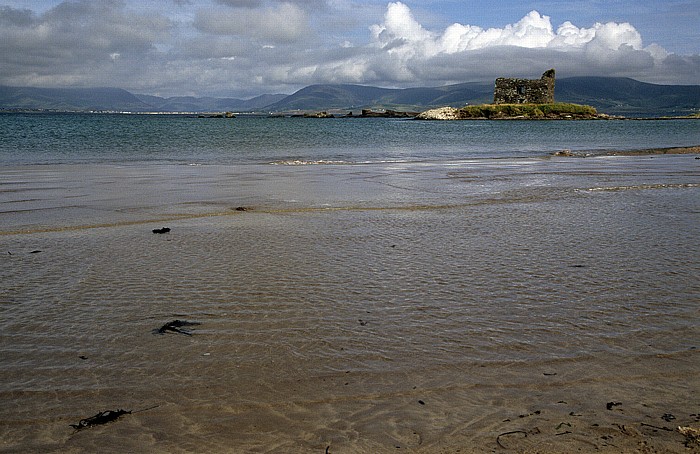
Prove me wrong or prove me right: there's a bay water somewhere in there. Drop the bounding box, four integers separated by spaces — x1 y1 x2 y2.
2 113 699 165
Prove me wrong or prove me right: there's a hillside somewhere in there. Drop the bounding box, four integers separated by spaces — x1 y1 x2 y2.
0 86 286 112
264 83 492 111
1 78 698 116
557 77 700 116
134 93 286 112
0 86 152 111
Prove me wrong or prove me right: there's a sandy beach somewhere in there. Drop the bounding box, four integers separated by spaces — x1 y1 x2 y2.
1 152 699 453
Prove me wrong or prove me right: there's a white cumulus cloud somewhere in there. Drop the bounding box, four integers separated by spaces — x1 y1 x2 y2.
318 1 691 87
370 3 649 56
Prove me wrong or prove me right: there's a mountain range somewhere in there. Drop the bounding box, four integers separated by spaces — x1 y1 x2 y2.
1 77 699 116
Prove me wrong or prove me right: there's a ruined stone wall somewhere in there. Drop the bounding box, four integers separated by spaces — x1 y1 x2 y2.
494 69 555 104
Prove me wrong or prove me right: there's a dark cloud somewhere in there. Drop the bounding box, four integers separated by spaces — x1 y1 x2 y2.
0 6 35 26
659 53 700 80
194 3 310 43
215 0 262 8
215 0 328 10
0 1 171 88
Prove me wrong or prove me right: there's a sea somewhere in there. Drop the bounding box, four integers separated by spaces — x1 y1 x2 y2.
0 113 699 452
1 112 699 165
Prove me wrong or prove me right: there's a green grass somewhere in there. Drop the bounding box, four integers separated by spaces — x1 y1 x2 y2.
457 103 597 119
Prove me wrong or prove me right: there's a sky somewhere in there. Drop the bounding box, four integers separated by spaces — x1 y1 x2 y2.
1 0 698 98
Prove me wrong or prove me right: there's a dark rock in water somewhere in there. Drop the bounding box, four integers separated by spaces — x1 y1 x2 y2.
197 112 235 118
70 409 131 430
360 109 418 118
234 206 248 211
155 319 201 336
152 227 171 234
554 149 574 157
304 111 334 118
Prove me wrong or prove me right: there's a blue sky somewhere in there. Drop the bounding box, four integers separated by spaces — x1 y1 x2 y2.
1 0 698 97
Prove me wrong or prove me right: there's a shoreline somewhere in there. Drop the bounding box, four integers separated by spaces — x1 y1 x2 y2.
4 108 700 120
1 144 699 169
1 149 699 236
605 145 700 156
553 145 700 157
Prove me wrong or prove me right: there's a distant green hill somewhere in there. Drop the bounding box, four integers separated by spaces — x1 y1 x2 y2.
134 93 286 112
1 78 698 116
0 86 151 111
264 83 493 111
0 86 286 112
557 77 700 116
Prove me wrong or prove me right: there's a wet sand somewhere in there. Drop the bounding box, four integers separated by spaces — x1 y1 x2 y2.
608 145 700 155
1 152 699 453
561 145 700 157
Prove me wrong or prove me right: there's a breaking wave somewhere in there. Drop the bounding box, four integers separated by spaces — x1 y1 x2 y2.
269 159 352 166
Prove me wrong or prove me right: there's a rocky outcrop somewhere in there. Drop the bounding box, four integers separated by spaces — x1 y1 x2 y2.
303 111 334 118
360 109 418 118
553 149 574 156
415 107 461 120
198 111 236 118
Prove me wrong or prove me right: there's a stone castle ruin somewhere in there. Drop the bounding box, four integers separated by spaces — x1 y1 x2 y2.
494 69 555 104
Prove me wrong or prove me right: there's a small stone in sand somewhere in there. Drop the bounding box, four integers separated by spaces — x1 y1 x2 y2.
662 413 676 422
607 401 622 410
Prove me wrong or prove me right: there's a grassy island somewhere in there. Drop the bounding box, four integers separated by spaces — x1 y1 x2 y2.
460 102 597 118
416 103 604 120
